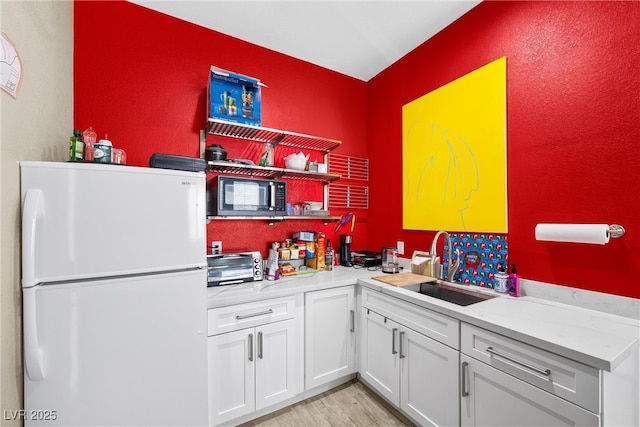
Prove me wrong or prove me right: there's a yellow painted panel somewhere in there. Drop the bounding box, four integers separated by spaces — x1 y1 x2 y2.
402 56 507 233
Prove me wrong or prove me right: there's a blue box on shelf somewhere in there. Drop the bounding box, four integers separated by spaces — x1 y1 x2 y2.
207 66 264 127
293 231 315 242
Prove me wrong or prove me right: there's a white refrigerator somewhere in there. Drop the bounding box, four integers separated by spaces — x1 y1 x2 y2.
20 161 208 426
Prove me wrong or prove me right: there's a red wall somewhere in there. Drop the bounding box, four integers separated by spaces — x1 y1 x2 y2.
76 1 639 298
74 1 369 257
367 1 640 298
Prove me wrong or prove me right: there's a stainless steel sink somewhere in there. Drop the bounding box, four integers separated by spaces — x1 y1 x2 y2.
416 281 496 306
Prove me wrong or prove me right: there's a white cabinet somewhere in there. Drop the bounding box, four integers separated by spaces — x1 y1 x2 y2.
359 288 460 427
461 324 600 412
460 322 640 427
360 286 459 348
401 324 459 426
304 286 356 389
208 297 301 426
359 309 400 403
208 328 254 424
460 323 602 426
460 354 599 426
255 320 299 410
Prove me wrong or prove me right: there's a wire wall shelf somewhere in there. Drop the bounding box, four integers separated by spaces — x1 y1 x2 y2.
328 184 369 210
206 119 342 153
206 215 341 225
327 154 369 181
206 161 341 183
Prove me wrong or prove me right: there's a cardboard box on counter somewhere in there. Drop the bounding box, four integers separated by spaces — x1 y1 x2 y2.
207 66 264 127
305 256 325 271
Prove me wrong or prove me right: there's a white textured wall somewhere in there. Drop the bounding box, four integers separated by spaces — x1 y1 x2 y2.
0 1 72 422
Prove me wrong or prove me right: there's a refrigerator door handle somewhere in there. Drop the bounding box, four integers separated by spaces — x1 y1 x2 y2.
23 287 45 380
22 188 44 289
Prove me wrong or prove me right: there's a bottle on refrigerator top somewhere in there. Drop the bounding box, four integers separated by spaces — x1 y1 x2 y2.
113 148 127 165
69 129 85 161
82 127 97 161
494 263 508 293
507 263 520 297
94 133 113 163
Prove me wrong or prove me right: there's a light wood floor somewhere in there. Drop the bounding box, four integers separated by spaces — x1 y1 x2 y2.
239 380 415 427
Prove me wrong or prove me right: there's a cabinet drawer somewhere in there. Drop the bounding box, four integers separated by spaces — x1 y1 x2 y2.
461 323 600 413
361 287 459 349
208 295 298 336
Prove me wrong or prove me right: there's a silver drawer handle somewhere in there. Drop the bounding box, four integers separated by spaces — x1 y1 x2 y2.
350 310 355 333
391 328 398 355
236 309 274 320
461 361 469 397
486 346 551 376
399 331 406 359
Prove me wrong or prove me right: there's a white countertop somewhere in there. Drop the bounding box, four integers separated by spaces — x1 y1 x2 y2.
207 265 376 307
207 265 640 372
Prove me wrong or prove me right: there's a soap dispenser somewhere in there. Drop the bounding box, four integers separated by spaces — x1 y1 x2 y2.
507 264 520 297
494 263 508 293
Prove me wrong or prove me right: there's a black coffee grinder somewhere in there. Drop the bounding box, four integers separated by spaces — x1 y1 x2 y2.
340 234 353 267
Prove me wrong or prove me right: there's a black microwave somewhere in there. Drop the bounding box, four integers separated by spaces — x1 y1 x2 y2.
208 176 287 216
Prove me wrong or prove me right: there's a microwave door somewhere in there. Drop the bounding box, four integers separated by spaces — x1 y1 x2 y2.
223 179 260 213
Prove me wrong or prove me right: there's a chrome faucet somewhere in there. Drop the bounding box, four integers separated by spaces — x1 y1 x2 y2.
430 231 461 282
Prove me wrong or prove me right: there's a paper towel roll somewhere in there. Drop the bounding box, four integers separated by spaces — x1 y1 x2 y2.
535 223 610 245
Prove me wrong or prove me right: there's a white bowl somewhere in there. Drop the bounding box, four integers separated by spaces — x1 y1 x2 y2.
304 201 323 210
284 156 307 171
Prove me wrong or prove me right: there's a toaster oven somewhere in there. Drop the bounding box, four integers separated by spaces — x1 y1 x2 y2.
207 251 263 286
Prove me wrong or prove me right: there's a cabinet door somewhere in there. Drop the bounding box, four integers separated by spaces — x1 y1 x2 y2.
460 355 599 426
400 327 459 427
305 286 356 389
255 319 301 411
359 309 400 406
208 328 255 426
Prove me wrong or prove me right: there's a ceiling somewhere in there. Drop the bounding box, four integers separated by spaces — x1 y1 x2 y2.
128 0 481 81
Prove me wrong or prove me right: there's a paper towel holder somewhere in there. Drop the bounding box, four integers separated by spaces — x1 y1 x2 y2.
609 224 625 238
535 223 626 244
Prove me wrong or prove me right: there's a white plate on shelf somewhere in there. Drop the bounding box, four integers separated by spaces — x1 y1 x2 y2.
304 201 323 210
305 210 329 216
